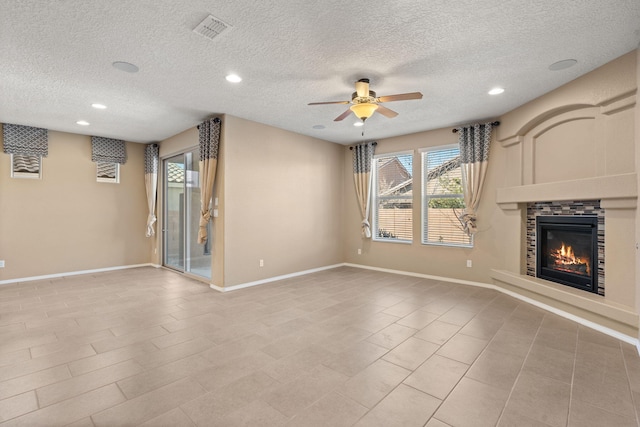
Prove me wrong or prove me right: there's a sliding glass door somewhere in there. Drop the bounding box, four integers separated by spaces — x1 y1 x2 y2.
163 150 211 279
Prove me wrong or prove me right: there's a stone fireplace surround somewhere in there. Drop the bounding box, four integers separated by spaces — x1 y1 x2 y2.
493 173 638 339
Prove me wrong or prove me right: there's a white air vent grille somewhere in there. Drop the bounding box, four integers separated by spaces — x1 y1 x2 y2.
193 15 231 40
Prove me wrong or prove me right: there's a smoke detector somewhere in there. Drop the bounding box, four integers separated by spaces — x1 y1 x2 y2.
193 15 231 40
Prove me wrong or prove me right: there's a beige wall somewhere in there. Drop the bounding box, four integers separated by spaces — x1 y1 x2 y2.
0 129 151 281
222 115 344 287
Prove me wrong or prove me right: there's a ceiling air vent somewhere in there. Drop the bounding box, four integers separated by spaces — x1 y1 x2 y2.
193 15 231 40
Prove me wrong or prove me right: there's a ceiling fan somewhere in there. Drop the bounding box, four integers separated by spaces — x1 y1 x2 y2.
308 78 423 122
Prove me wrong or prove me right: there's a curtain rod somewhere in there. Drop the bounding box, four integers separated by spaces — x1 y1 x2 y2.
452 121 500 133
349 141 378 150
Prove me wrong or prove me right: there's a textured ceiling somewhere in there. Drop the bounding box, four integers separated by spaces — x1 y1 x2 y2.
1 1 639 145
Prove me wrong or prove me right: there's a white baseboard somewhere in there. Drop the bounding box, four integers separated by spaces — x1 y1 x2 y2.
0 263 155 286
344 263 640 352
209 263 345 293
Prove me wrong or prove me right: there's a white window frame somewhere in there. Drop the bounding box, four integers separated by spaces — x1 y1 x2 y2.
10 154 42 179
96 162 120 183
372 150 414 244
421 144 473 248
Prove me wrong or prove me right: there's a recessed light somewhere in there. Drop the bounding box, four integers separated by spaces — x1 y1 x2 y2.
353 122 364 127
76 120 90 126
312 125 325 130
112 61 139 73
549 59 577 71
225 74 242 83
91 103 107 109
488 87 505 95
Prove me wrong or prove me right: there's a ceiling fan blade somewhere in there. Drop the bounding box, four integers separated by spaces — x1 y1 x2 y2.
377 92 423 103
376 105 399 118
334 109 353 121
308 100 350 105
355 80 369 98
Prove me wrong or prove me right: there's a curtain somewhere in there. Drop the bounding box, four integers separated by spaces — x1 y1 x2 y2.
2 123 48 156
91 136 127 164
352 142 376 238
144 144 159 237
198 117 221 244
457 122 493 235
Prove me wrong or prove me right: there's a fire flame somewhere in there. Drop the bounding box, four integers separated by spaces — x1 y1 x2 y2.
551 242 591 275
551 243 590 275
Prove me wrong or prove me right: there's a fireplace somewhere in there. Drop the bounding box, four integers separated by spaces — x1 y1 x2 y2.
536 215 598 294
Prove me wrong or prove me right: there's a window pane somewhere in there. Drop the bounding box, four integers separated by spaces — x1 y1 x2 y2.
97 162 119 183
11 154 41 179
374 153 412 242
422 147 472 246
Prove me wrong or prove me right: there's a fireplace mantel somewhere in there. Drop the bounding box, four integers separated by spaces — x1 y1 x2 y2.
496 173 637 209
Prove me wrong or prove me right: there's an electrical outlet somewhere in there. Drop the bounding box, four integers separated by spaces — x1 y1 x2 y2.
466 260 472 268
259 259 264 267
357 249 362 255
0 260 5 268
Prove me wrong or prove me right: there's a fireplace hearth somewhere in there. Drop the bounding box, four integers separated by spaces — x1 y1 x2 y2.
536 215 598 293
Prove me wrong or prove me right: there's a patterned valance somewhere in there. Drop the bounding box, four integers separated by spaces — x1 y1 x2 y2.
352 142 375 174
2 123 48 157
144 144 159 174
457 122 493 164
91 136 127 164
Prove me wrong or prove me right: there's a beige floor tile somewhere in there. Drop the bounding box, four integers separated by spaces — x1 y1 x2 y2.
437 308 477 326
287 391 367 427
0 365 71 400
458 317 503 340
138 408 196 427
196 351 276 392
0 392 38 423
322 340 389 377
466 348 525 390
382 337 439 370
215 400 289 427
67 341 157 376
260 365 348 417
117 354 211 399
382 301 422 317
498 407 554 426
0 350 30 369
425 418 452 427
568 398 638 427
522 343 575 383
365 323 417 349
396 310 439 329
505 371 571 427
436 333 488 365
485 328 535 358
434 377 510 427
403 354 469 400
354 383 441 427
0 267 636 427
37 359 144 407
92 378 206 427
340 359 411 408
3 384 125 427
90 325 168 353
414 320 461 345
261 344 334 383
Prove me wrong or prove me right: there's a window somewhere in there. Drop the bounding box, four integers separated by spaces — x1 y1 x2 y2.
373 151 413 243
422 145 472 247
10 154 41 179
96 162 119 183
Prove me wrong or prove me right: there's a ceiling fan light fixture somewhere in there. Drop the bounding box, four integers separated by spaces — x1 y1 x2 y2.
350 103 378 121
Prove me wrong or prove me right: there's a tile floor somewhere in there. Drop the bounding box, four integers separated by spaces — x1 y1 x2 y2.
0 266 639 426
